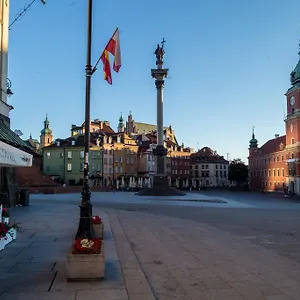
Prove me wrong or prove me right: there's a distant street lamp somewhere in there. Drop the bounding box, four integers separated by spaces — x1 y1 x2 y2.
9 0 46 30
111 144 115 186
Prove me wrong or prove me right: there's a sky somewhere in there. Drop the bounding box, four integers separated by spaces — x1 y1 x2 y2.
8 0 300 163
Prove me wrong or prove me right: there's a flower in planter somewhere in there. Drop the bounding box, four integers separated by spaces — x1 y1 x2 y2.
2 208 9 218
72 238 102 255
92 216 102 224
0 222 9 238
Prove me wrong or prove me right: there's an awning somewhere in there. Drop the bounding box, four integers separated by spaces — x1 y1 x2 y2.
0 141 33 167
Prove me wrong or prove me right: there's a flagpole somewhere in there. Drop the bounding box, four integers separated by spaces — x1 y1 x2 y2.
75 0 95 239
92 27 119 74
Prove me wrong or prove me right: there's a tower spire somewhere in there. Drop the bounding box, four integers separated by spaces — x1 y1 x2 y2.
249 126 258 149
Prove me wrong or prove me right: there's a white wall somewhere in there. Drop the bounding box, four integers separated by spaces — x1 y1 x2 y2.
0 0 10 119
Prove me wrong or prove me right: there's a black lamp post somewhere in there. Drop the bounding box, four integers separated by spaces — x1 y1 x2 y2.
75 0 95 239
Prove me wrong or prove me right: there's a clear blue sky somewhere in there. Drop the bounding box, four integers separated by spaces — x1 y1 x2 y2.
8 0 300 163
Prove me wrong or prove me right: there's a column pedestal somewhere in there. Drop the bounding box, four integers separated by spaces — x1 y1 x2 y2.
137 145 185 196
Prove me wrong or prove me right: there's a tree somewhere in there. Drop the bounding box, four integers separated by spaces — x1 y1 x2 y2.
228 159 248 187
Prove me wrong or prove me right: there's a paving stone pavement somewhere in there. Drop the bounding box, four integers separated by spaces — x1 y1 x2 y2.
106 209 300 300
0 204 154 300
1 202 300 299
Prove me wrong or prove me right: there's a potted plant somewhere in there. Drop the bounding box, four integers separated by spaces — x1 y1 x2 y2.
66 237 105 281
92 216 103 238
0 222 9 251
2 208 9 224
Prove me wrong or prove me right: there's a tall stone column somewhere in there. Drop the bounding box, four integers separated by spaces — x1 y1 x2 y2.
151 41 168 188
137 40 185 196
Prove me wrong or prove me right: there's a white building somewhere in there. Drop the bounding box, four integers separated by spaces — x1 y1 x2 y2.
191 147 229 188
0 0 12 125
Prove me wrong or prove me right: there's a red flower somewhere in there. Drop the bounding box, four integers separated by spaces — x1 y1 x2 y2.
72 238 102 254
92 216 102 224
2 208 9 218
0 222 9 238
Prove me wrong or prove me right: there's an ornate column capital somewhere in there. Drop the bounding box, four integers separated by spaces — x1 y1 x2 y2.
155 79 164 90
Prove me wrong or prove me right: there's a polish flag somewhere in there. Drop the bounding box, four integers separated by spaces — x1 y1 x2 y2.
105 28 122 72
100 50 112 85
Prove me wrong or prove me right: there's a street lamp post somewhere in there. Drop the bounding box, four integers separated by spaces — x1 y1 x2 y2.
75 0 94 239
111 144 115 187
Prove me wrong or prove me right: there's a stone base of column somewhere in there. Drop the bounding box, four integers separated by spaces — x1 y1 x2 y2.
136 175 186 196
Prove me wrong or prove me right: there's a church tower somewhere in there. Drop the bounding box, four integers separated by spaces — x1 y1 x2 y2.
285 44 300 149
117 112 125 133
40 114 53 148
248 126 258 157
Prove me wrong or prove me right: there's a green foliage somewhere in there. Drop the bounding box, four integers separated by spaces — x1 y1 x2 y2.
228 159 248 183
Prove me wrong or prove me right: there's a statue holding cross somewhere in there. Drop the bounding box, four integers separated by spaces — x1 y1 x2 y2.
154 38 166 62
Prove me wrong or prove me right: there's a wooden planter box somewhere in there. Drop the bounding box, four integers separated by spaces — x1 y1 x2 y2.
94 223 104 239
66 245 105 281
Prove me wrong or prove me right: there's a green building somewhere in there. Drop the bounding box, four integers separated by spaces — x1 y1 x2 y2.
43 135 103 186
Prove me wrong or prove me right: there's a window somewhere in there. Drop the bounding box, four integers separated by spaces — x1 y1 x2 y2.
104 158 107 164
276 156 279 162
282 168 284 176
47 138 50 143
71 140 75 146
46 165 50 172
67 151 72 159
97 165 100 171
292 153 294 159
120 157 123 163
46 152 51 159
80 163 84 171
67 163 72 171
92 152 96 159
80 151 84 159
291 138 295 145
277 169 280 176
268 169 271 177
273 169 276 176
215 165 218 169
205 165 208 169
115 166 118 173
92 164 95 172
281 156 284 161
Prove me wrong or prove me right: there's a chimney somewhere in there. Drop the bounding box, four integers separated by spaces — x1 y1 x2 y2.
275 134 279 139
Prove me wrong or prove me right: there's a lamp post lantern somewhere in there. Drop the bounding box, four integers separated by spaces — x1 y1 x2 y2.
75 0 95 239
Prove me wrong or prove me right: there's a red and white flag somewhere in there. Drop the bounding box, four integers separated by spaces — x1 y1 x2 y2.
105 28 122 72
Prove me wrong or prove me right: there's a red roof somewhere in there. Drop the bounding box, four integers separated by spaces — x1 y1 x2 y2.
192 147 215 157
260 135 286 155
102 124 115 134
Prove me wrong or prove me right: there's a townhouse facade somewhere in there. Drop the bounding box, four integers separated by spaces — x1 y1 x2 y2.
191 147 229 188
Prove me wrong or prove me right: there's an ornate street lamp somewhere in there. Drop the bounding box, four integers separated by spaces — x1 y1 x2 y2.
75 0 94 239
